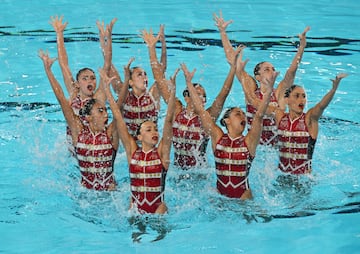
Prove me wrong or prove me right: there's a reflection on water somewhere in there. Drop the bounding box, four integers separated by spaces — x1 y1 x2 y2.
1 26 359 56
129 215 171 243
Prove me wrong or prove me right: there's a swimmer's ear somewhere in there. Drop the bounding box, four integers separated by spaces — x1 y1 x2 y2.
184 95 191 104
128 79 134 88
84 114 92 122
73 81 80 89
284 97 290 105
224 118 230 126
137 133 143 141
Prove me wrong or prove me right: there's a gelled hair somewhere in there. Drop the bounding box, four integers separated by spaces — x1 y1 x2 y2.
130 66 140 78
183 83 205 97
136 120 156 136
284 85 301 98
136 121 145 136
253 61 265 76
76 68 95 81
220 107 236 127
79 98 96 117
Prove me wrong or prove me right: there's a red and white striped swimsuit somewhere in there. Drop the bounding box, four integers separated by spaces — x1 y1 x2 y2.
214 134 253 198
172 109 209 169
278 113 315 174
246 88 278 146
122 91 158 137
129 148 166 214
76 126 116 190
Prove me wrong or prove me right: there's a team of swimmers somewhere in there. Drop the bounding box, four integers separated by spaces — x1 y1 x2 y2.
39 12 347 215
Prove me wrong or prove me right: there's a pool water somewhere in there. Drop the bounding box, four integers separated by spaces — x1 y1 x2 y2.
1 1 359 253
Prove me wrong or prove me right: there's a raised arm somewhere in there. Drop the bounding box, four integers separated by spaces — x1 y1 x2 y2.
115 57 134 110
97 19 117 76
108 64 123 95
50 15 75 97
94 18 117 103
159 24 167 73
141 28 164 81
207 45 244 120
141 27 183 117
97 19 123 93
158 69 179 169
100 68 137 163
214 11 257 98
140 27 166 103
235 48 259 103
38 49 81 140
276 26 310 107
245 71 277 156
146 31 183 114
213 11 234 62
181 63 223 150
306 73 347 138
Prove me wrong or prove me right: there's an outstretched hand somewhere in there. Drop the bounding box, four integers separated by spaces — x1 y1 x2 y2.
140 28 160 48
38 49 57 69
107 18 117 32
180 63 196 83
331 73 348 89
298 26 310 47
213 10 233 32
168 68 180 93
158 24 165 42
123 57 135 84
228 44 246 68
50 15 68 33
98 68 117 91
97 18 117 50
235 46 250 72
96 20 106 37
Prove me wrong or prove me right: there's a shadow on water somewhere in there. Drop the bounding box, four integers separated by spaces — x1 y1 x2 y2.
128 215 171 243
68 187 174 242
0 102 56 112
232 197 360 223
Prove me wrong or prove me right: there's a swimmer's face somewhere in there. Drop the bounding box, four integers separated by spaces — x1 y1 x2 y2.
77 69 97 98
137 121 159 146
129 67 148 93
224 107 246 132
195 86 207 105
287 86 307 114
185 85 207 106
255 62 276 83
88 102 108 131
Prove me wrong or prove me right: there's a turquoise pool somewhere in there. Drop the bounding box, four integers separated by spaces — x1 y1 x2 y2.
1 1 359 253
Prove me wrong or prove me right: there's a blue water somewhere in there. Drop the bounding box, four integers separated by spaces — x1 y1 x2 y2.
1 1 359 253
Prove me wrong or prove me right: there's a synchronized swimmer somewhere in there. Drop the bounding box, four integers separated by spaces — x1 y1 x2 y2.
39 12 347 214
